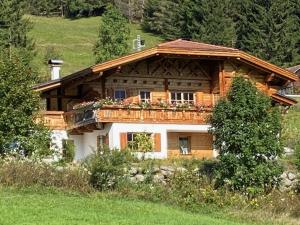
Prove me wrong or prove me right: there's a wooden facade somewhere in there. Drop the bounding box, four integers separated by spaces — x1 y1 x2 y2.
167 132 213 159
35 39 298 159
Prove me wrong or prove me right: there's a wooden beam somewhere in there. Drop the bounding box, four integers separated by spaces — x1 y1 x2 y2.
219 61 225 96
265 73 275 83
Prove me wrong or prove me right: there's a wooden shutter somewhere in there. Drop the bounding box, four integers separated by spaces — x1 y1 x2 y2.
120 133 128 150
153 133 161 152
104 135 109 145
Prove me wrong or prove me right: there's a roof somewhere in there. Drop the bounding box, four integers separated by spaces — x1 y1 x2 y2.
287 64 300 74
34 39 298 92
271 93 298 106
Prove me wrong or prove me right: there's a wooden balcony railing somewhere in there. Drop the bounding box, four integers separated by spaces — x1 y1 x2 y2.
96 107 211 124
46 94 220 130
39 111 67 130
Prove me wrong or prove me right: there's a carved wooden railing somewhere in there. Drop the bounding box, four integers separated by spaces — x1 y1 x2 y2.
64 94 220 129
39 111 67 130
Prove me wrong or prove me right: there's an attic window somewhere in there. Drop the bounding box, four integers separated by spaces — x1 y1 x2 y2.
113 79 118 83
123 80 128 83
143 80 147 84
134 80 138 84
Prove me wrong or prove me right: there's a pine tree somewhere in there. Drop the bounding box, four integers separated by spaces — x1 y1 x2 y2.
142 0 182 39
0 0 34 56
0 50 50 156
94 4 130 63
267 0 300 67
234 0 271 60
210 77 283 194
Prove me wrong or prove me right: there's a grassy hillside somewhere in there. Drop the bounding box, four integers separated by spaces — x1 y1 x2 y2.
0 187 253 225
27 15 163 79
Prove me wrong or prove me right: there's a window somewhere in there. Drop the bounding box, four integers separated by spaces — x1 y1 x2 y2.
127 132 152 150
171 92 194 104
140 91 151 103
179 137 191 155
114 90 126 101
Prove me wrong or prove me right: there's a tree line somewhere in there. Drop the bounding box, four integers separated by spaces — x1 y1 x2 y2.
142 0 300 67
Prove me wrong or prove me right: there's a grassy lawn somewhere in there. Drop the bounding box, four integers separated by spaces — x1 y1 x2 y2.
27 15 163 79
0 187 256 225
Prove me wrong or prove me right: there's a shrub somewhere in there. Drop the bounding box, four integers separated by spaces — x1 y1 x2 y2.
83 147 133 191
0 158 92 192
210 76 283 194
62 140 75 163
294 142 300 172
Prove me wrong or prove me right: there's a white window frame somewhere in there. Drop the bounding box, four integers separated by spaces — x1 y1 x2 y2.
139 90 151 103
114 89 126 101
170 92 195 104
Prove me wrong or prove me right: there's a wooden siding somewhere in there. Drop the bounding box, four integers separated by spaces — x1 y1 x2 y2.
96 108 211 124
167 132 213 159
39 111 67 130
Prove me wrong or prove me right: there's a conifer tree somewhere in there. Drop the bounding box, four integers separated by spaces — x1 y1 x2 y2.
234 0 271 60
210 77 283 194
94 4 130 63
0 0 34 57
267 0 300 67
142 0 182 39
0 50 50 156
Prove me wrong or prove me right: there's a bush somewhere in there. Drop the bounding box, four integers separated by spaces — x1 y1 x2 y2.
0 158 92 192
210 77 283 194
295 142 300 172
83 147 133 191
62 140 75 163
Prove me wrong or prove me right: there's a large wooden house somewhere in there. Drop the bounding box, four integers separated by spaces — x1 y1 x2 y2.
34 39 298 160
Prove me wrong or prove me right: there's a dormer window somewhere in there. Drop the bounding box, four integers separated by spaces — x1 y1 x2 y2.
140 91 151 103
114 90 126 101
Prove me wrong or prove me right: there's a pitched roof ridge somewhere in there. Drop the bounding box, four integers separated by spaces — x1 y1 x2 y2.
158 39 183 47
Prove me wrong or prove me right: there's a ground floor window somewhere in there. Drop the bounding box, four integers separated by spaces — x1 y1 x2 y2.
127 132 153 151
179 136 191 154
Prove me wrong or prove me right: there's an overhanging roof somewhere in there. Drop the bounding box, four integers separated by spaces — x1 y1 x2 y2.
34 39 298 92
271 93 298 106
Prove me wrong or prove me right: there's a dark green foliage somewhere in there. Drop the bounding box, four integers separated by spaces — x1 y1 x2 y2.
0 0 34 56
62 140 75 163
295 142 300 172
210 77 283 194
0 50 50 157
142 0 182 40
94 4 130 63
84 147 133 191
234 0 270 59
180 0 235 46
64 0 108 18
26 0 62 16
267 0 300 67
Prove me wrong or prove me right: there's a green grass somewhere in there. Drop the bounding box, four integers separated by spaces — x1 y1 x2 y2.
0 187 254 225
27 15 163 78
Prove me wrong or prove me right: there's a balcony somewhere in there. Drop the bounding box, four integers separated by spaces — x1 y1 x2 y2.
39 111 67 130
64 94 220 130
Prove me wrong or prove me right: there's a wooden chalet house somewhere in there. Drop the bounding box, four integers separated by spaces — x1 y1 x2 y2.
34 39 298 160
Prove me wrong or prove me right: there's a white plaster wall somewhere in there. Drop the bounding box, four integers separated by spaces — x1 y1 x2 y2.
70 123 211 161
50 130 68 160
70 124 111 161
109 123 211 159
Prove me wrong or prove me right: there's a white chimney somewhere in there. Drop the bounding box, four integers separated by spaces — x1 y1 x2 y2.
48 59 63 80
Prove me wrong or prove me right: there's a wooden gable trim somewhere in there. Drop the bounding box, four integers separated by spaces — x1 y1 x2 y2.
34 41 298 93
271 93 297 106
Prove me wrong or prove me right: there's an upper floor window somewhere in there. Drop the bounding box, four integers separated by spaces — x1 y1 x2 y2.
114 90 126 101
171 92 194 104
140 91 151 103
